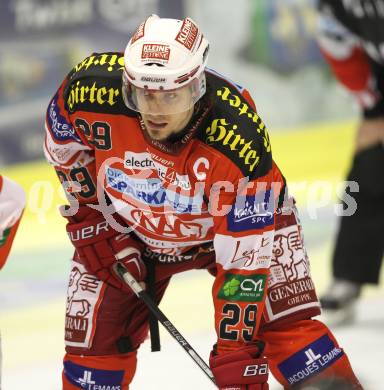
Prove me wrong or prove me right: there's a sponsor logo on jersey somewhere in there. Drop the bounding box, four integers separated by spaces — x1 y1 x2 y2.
127 209 213 241
214 233 273 271
143 243 214 264
124 152 154 169
142 44 170 62
73 53 125 74
216 86 271 153
231 236 271 269
124 151 191 190
65 263 104 348
278 335 344 385
63 361 123 389
227 190 274 232
150 152 175 167
205 118 261 173
175 17 199 50
217 273 266 302
47 94 82 142
265 217 319 321
66 80 120 112
106 167 202 213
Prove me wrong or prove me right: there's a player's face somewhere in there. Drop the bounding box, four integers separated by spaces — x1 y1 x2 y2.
141 107 194 140
138 88 195 140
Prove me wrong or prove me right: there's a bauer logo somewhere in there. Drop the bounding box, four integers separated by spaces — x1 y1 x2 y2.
217 273 266 302
278 334 344 386
63 361 124 389
140 76 166 83
227 190 274 232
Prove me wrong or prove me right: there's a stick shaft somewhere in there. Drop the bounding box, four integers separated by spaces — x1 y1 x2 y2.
116 263 216 385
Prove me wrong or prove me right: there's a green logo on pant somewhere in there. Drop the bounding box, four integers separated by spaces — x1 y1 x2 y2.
0 227 10 246
218 274 266 302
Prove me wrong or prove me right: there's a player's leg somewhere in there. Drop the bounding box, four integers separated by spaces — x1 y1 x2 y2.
62 259 170 389
259 319 362 389
321 143 384 318
259 202 362 388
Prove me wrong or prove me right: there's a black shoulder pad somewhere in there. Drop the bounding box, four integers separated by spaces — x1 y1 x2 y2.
317 0 350 25
199 71 272 179
63 52 132 115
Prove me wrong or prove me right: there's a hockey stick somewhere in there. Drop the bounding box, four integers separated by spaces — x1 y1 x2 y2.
115 263 216 386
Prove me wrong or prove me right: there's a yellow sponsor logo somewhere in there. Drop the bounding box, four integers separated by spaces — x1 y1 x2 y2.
216 86 271 153
73 53 125 74
67 80 120 111
206 118 261 172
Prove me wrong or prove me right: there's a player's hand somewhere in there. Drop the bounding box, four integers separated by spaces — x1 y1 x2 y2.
61 205 146 290
210 343 269 390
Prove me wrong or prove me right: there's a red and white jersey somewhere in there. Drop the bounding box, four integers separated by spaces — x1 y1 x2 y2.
44 52 287 352
0 175 25 269
317 0 384 117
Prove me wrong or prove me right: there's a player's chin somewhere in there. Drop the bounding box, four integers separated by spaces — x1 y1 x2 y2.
147 128 170 140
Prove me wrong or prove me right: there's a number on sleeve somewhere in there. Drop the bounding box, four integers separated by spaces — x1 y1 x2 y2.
219 303 258 342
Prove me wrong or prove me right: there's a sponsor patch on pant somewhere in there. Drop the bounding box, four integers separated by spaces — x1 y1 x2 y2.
278 334 344 385
264 210 320 322
65 261 106 348
64 361 124 389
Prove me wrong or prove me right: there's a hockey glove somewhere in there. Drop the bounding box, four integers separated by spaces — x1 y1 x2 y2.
210 343 269 390
61 205 146 290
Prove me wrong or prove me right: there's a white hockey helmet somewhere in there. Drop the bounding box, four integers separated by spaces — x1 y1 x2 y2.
122 14 209 115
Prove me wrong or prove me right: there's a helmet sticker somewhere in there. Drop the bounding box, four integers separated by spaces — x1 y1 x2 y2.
131 18 147 44
141 44 171 63
175 18 199 50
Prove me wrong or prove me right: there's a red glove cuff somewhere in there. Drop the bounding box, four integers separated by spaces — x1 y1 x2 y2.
61 205 145 288
210 345 269 389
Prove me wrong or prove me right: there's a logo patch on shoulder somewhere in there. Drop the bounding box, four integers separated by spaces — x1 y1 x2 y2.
227 190 274 232
47 93 82 142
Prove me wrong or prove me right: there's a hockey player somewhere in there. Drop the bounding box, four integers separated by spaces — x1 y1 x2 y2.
317 0 384 322
45 15 363 389
0 174 25 389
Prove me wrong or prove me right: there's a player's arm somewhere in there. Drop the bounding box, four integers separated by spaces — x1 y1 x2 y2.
316 1 384 116
45 66 145 289
0 175 26 269
207 110 282 389
44 74 98 205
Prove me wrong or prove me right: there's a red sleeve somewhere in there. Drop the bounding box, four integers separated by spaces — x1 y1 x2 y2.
44 78 97 205
0 217 22 270
319 46 371 92
0 176 25 269
317 4 381 110
206 123 284 354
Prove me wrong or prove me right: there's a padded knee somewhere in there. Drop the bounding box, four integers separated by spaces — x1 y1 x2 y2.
260 319 362 389
62 352 137 389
